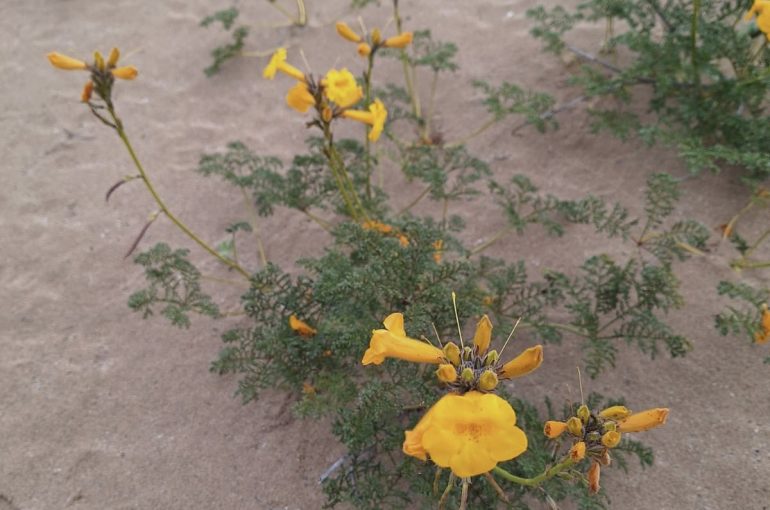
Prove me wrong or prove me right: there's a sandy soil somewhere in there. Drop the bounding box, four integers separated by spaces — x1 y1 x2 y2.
2 0 769 509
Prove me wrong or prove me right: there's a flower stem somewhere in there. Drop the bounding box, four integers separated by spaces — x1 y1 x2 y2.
397 185 432 216
239 186 268 267
493 457 576 487
437 473 455 510
106 107 250 279
445 116 498 148
393 0 421 120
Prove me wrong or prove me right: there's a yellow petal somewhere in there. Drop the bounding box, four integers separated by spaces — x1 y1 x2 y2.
362 315 443 365
570 441 586 461
498 345 543 379
543 420 567 439
111 66 138 80
107 47 120 68
443 342 460 366
335 21 362 43
289 314 317 336
277 62 306 82
367 99 387 142
383 32 414 49
47 52 87 70
472 315 492 355
599 405 632 421
323 68 363 108
286 81 315 113
263 48 286 79
617 408 669 433
93 50 105 71
382 312 406 336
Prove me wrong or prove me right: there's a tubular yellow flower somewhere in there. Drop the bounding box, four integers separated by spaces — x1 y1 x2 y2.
81 81 94 103
335 21 362 43
262 48 305 81
498 345 543 379
443 342 461 366
617 408 669 432
436 363 458 383
383 32 414 49
342 99 388 141
362 313 445 365
544 420 568 439
472 315 492 355
357 43 372 57
286 81 315 113
405 391 528 478
107 47 120 68
47 52 88 70
111 66 138 80
323 68 363 108
588 461 601 494
570 441 586 461
477 370 498 391
601 430 621 448
289 314 317 337
599 405 632 421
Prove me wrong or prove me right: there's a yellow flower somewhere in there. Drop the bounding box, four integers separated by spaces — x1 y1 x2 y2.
383 32 414 49
362 313 445 365
289 314 317 337
47 52 88 70
598 405 632 421
302 382 316 395
570 441 586 461
498 345 543 379
286 81 315 113
544 420 567 439
617 408 669 432
601 430 621 448
472 315 492 355
404 391 528 478
323 68 363 108
335 21 362 43
397 233 410 247
746 0 770 38
263 48 305 81
81 81 94 103
436 363 458 383
342 99 388 141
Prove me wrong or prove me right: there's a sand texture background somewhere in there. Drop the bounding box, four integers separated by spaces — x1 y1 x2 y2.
2 0 769 508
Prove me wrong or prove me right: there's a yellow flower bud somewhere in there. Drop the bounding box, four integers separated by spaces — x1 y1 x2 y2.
47 52 88 71
443 342 460 366
598 405 632 421
93 50 105 71
588 461 601 494
602 421 617 432
435 363 457 383
570 441 586 461
335 21 362 43
484 349 499 366
357 43 372 57
322 106 334 123
544 420 567 439
498 345 543 379
472 315 492 356
462 346 473 361
601 430 621 448
81 81 94 103
617 408 669 433
566 416 583 437
577 404 590 423
461 367 475 383
371 28 382 46
477 370 498 391
111 66 138 80
107 47 120 68
383 32 414 49
289 314 317 337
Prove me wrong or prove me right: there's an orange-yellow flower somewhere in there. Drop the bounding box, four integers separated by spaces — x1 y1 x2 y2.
322 68 363 108
47 48 138 79
263 48 305 81
383 32 414 49
433 239 444 263
342 99 388 141
404 391 528 478
289 314 317 337
746 0 770 38
544 420 567 439
754 304 770 344
335 21 362 43
357 43 372 57
498 345 543 379
362 313 444 365
570 441 586 461
588 461 601 494
601 430 621 448
47 52 88 70
286 81 316 113
472 315 492 355
617 408 669 433
362 220 393 233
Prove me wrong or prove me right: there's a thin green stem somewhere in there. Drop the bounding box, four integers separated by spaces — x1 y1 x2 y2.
393 0 421 119
239 186 268 267
445 116 498 148
266 0 306 26
468 224 514 256
397 185 432 216
691 0 701 86
364 54 375 200
423 70 439 141
300 209 333 231
493 457 576 487
106 107 250 279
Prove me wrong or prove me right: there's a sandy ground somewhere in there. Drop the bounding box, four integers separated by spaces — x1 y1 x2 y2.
2 0 769 509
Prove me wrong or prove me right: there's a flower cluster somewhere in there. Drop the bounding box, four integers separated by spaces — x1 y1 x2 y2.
362 220 409 246
362 311 543 478
262 47 387 141
746 0 770 39
335 21 413 58
545 404 669 493
48 48 138 103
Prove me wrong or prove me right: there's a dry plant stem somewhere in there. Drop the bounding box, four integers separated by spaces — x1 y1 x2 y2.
239 186 268 267
483 472 510 503
393 0 421 119
493 457 576 487
437 473 456 510
432 468 443 496
468 224 513 256
105 106 251 279
459 479 469 510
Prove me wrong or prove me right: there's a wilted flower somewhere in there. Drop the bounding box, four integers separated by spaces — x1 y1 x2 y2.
289 314 317 337
754 303 770 344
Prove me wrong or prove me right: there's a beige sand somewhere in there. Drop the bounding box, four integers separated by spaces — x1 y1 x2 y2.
2 0 769 508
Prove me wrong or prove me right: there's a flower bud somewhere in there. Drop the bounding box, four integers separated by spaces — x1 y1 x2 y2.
383 32 414 49
484 349 499 366
371 28 382 46
477 370 498 391
443 342 460 366
599 405 631 421
601 430 621 448
586 431 601 443
577 404 590 423
93 50 105 71
335 21 362 42
588 462 601 494
570 441 586 461
435 363 457 383
462 346 473 361
81 80 94 103
357 43 372 57
544 420 567 439
566 417 583 437
107 47 120 68
498 345 543 379
111 66 138 80
617 408 669 433
47 52 88 70
602 421 617 432
460 367 475 383
471 315 492 356
322 106 334 123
